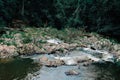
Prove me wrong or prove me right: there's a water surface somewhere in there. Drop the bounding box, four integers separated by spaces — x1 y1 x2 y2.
0 50 120 80
0 58 40 80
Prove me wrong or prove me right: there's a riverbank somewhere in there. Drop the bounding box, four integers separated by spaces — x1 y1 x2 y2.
0 27 120 59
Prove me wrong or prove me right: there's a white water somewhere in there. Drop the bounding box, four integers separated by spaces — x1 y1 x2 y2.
23 47 116 80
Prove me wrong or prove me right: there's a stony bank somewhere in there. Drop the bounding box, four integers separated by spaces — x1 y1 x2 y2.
0 27 120 59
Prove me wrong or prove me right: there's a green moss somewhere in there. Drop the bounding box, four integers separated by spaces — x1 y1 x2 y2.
1 34 14 39
22 37 32 44
37 40 47 44
38 45 43 49
2 41 17 46
0 39 4 43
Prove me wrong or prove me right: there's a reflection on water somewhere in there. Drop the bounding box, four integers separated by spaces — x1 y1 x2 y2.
0 58 40 80
95 62 120 80
0 58 120 80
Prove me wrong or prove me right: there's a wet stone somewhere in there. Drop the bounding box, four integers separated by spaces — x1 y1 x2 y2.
65 69 80 76
45 61 57 67
45 60 64 67
40 56 48 62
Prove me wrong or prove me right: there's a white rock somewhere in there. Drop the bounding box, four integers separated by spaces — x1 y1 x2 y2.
102 53 114 62
47 39 63 44
54 55 99 65
54 57 77 65
87 55 100 62
64 59 77 66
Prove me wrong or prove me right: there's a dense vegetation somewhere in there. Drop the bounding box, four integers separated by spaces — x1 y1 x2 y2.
0 0 120 40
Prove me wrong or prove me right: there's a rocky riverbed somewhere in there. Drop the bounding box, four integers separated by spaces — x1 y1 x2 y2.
23 47 119 80
0 27 120 59
0 27 120 80
23 47 115 66
0 45 120 80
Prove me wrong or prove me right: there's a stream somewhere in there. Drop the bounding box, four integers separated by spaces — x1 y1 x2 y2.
0 48 120 80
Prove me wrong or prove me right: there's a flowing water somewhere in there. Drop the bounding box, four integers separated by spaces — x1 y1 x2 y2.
0 48 120 80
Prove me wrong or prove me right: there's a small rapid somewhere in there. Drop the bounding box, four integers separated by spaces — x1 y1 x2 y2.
0 47 120 80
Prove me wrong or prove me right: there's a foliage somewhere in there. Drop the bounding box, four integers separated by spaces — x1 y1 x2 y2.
0 0 120 40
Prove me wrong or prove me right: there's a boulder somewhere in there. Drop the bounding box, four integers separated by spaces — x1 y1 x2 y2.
65 70 80 76
0 45 17 58
44 59 64 67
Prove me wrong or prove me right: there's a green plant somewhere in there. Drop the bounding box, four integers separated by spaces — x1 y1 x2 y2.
22 37 32 44
0 39 4 43
37 40 47 44
1 33 14 39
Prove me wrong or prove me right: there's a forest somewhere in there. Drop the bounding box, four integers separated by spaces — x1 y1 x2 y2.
0 0 120 41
